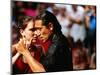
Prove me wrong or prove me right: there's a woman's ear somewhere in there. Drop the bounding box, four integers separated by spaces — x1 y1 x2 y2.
20 29 24 37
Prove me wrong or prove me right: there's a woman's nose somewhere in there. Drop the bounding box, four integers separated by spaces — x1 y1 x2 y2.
33 34 37 38
34 30 41 36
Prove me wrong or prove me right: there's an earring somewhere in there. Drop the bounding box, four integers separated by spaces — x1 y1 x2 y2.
50 28 53 30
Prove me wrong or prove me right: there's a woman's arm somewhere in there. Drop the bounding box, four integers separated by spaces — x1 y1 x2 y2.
22 50 45 72
12 52 21 64
16 38 46 72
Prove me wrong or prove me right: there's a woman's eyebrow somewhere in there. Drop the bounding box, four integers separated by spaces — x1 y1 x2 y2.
29 28 36 31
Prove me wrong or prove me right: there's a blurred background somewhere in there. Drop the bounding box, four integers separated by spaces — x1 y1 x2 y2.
12 1 96 70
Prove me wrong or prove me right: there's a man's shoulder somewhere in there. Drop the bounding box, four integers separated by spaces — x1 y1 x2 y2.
51 34 69 50
55 34 68 46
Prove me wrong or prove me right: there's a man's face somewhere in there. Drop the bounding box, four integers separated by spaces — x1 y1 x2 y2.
21 20 36 45
34 20 52 42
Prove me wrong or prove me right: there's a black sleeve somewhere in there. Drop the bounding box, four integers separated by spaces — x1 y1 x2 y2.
41 43 73 72
40 43 57 72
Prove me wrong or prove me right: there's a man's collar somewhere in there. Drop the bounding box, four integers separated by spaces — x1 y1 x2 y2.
52 34 60 43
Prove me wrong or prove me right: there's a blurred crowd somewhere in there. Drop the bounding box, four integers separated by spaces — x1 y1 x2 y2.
12 1 96 70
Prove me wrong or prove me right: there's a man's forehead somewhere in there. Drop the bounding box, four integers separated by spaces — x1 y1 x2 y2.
34 20 42 27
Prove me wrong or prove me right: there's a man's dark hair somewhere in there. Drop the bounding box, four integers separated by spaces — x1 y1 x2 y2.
35 10 62 34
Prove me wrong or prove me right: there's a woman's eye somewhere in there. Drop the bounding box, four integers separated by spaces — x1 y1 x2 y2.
30 28 35 31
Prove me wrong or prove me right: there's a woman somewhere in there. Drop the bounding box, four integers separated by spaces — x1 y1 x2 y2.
12 16 43 74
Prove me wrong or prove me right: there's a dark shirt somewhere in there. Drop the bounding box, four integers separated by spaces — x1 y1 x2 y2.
40 34 73 72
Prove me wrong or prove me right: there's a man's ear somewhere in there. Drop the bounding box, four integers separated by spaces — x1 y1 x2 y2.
48 22 53 31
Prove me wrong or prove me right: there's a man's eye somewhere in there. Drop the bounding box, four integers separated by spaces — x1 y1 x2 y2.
38 28 42 30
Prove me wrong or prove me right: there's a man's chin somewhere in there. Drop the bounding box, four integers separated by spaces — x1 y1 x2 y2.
41 39 47 43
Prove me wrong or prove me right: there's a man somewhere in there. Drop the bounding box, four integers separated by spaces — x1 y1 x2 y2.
16 10 73 72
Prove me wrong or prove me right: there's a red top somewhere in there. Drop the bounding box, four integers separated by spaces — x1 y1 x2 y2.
13 40 52 73
14 50 40 73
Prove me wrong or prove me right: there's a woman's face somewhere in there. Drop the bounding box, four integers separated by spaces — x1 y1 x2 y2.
21 20 36 45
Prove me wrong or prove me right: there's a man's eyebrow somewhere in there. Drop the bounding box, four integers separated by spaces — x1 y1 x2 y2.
34 27 42 29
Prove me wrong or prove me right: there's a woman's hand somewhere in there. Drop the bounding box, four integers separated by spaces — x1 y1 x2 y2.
16 38 28 55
